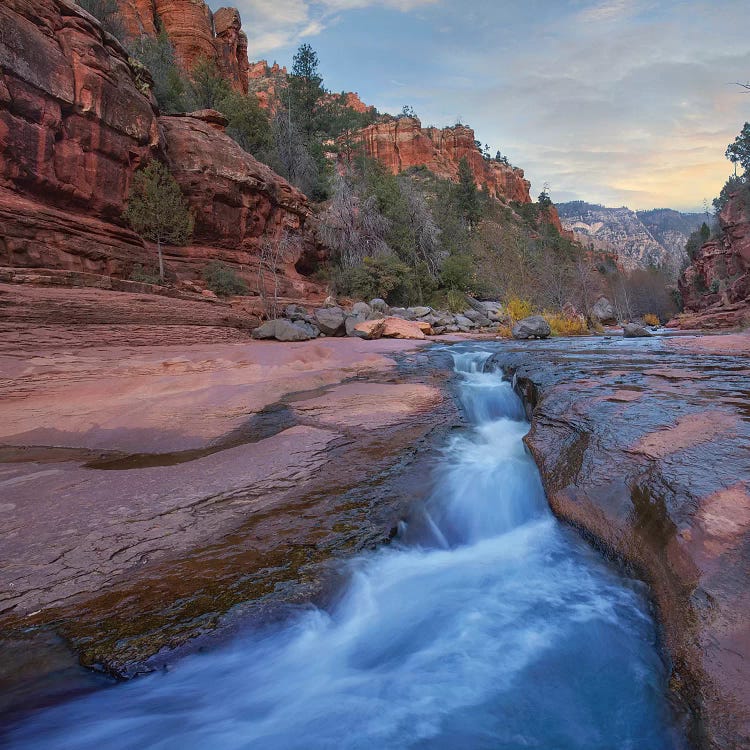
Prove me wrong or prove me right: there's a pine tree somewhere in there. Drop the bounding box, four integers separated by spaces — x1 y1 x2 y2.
456 157 480 227
726 122 750 174
124 162 194 281
287 44 324 137
189 57 231 111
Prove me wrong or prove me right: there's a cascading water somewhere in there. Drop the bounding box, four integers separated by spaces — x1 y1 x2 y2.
3 345 683 749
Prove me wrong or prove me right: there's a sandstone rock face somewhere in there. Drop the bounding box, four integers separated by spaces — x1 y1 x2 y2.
0 1 325 299
350 117 532 203
159 112 322 298
676 190 750 329
0 0 160 272
117 0 249 93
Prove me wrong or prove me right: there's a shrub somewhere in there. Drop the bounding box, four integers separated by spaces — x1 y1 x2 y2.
496 324 513 339
202 261 248 297
643 313 660 326
505 296 533 323
129 264 162 285
543 312 589 336
440 253 474 292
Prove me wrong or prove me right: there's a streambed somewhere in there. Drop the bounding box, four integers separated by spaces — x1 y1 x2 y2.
3 345 684 748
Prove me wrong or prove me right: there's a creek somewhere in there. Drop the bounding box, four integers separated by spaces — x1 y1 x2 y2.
4 346 683 749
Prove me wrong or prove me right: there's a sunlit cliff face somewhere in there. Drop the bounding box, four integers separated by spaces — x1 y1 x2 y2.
220 0 749 211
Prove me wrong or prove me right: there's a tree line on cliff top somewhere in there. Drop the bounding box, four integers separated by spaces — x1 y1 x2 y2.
81 0 681 321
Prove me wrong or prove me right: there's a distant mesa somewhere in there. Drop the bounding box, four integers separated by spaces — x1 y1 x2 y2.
557 200 705 273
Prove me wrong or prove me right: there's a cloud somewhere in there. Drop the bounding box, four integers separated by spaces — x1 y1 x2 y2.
217 0 437 56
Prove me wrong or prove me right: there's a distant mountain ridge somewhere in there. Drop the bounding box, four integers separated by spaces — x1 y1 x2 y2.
557 201 705 275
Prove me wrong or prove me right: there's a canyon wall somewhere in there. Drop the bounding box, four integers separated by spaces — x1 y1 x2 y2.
117 0 250 93
0 0 323 298
675 189 750 328
351 117 532 203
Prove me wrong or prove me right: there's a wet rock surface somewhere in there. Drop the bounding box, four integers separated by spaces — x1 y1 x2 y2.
487 332 750 750
0 332 455 716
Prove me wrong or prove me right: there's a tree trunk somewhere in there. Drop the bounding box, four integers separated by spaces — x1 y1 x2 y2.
157 238 164 282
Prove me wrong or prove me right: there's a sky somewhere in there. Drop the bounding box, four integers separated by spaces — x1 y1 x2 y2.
209 0 749 211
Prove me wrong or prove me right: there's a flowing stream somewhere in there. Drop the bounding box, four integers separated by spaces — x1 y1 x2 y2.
5 347 682 749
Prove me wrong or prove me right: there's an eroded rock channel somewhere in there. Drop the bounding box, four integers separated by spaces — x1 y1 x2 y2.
1 333 747 748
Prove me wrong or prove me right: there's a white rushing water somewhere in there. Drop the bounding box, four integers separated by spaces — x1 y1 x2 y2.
5 346 681 749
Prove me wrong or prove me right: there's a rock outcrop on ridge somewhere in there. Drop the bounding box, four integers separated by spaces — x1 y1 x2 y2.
351 117 532 203
673 189 750 329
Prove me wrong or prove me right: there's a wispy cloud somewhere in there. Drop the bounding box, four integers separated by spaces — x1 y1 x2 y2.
224 0 437 56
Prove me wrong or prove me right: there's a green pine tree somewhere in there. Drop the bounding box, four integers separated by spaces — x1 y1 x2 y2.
287 44 324 137
456 157 481 227
124 161 194 281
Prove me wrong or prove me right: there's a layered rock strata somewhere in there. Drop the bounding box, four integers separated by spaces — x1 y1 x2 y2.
0 0 324 299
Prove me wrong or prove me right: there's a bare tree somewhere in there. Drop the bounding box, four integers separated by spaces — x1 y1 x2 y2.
397 176 443 279
318 172 391 268
271 113 319 197
257 234 298 319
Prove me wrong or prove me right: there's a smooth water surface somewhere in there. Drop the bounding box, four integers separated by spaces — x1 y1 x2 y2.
4 346 682 749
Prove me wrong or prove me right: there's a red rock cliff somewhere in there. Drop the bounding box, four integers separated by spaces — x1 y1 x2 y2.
117 0 250 93
676 190 750 328
350 117 532 203
0 0 323 297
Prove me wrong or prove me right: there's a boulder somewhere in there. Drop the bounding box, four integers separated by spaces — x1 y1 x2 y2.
433 312 457 327
274 319 319 341
455 315 476 329
408 306 432 318
353 319 386 340
382 317 427 339
251 320 278 340
623 323 652 338
351 301 372 318
512 315 551 340
463 309 491 326
389 307 410 319
369 298 389 313
592 296 616 323
284 304 309 321
479 300 503 315
354 317 427 340
345 314 365 337
314 306 345 336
